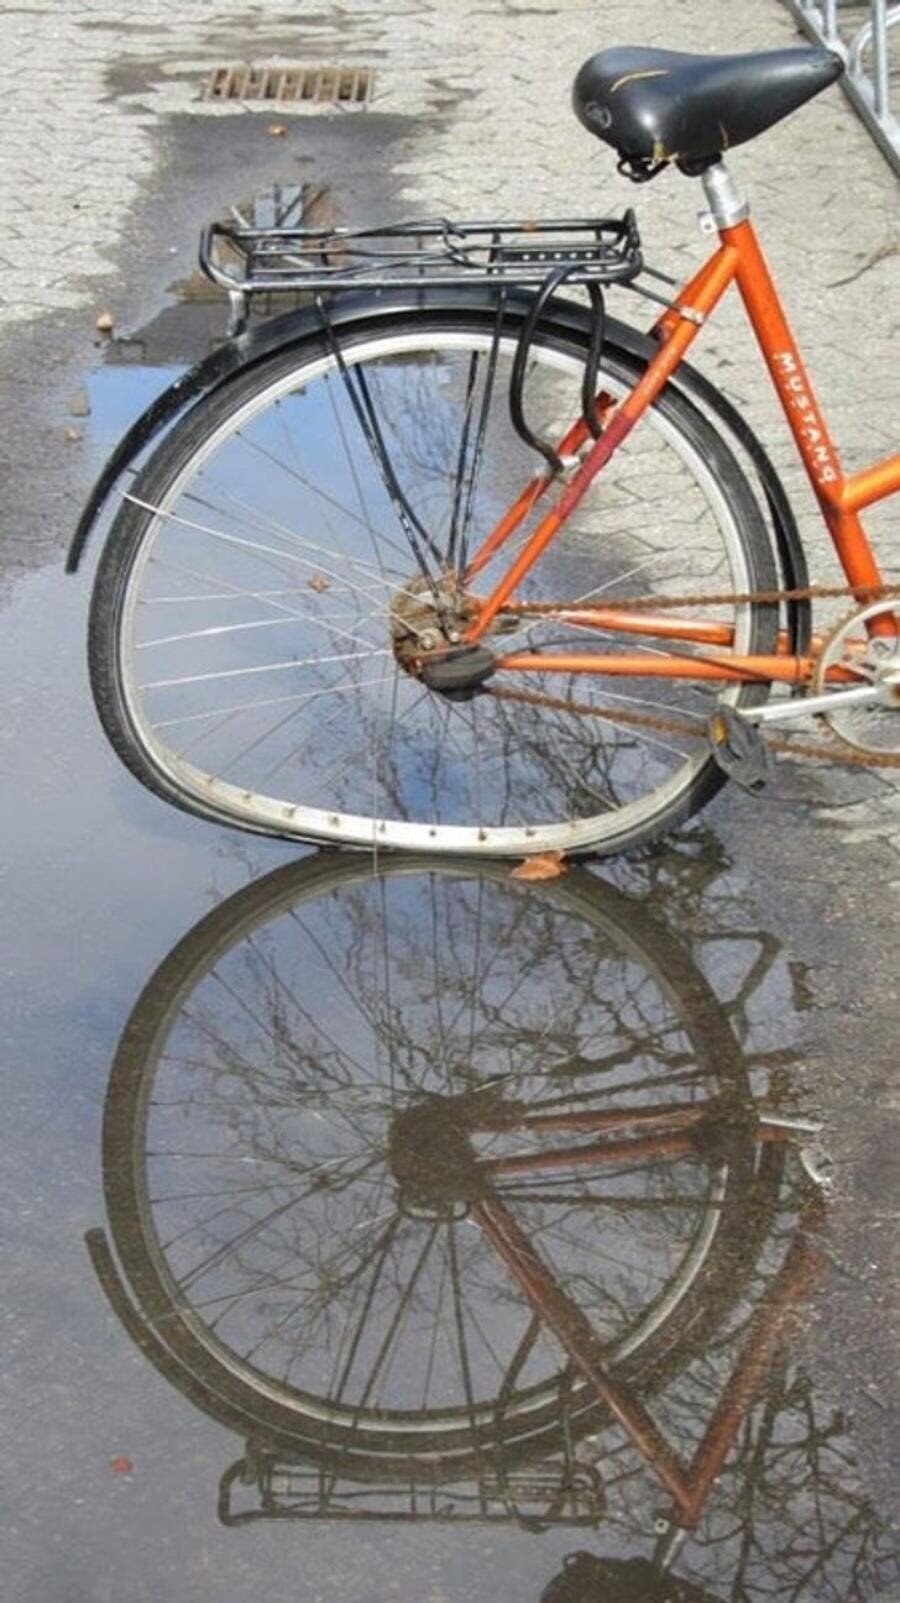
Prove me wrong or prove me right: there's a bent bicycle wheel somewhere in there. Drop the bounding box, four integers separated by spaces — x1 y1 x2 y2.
101 853 784 1476
88 305 778 856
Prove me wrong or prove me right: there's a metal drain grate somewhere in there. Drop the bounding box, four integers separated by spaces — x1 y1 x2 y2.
202 64 373 106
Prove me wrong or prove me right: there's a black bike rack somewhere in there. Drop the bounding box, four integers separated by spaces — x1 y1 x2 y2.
199 211 645 303
199 210 660 469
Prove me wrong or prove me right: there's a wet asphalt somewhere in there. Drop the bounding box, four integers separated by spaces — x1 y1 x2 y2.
1 105 899 1603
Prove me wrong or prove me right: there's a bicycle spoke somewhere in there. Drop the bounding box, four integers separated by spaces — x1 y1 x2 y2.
330 1212 403 1405
229 426 414 569
351 1221 441 1416
446 350 481 571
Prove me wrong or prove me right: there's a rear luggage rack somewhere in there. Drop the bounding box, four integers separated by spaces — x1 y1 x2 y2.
198 209 671 470
199 211 644 306
218 1448 606 1527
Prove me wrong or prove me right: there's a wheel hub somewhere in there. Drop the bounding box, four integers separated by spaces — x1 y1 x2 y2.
389 573 512 699
389 572 477 666
388 1096 484 1218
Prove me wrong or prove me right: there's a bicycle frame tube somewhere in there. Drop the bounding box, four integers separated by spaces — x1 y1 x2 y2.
463 210 900 681
726 218 900 605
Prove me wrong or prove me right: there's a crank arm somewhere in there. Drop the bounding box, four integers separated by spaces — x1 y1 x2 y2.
743 682 880 725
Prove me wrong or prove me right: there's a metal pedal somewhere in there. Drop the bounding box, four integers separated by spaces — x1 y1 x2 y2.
707 705 772 794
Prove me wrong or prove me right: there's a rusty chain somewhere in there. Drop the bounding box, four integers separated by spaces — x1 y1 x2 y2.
506 579 900 614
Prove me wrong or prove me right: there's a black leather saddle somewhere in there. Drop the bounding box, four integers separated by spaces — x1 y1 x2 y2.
573 46 843 175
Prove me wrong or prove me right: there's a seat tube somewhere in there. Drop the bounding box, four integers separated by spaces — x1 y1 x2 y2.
709 164 888 617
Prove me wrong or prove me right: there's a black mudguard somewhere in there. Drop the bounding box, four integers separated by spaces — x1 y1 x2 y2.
66 286 809 653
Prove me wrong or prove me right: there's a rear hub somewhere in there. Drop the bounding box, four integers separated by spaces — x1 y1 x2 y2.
389 573 516 699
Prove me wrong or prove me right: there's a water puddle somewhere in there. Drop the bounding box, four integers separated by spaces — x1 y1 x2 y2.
81 852 897 1602
78 180 335 441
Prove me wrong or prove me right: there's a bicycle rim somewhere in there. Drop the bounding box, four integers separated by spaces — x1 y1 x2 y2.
98 315 774 853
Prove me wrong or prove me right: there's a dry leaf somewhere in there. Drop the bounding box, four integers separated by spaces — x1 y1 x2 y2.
95 310 115 332
510 851 567 881
307 574 329 593
267 122 288 137
63 425 83 443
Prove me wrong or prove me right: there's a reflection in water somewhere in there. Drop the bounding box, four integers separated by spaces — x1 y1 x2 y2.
88 855 896 1602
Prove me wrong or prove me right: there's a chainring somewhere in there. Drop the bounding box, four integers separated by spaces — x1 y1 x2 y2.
811 599 900 765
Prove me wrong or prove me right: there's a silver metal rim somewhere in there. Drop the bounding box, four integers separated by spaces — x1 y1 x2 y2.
116 327 757 854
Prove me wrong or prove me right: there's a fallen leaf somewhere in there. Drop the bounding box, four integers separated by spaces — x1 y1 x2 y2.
510 851 567 881
63 425 83 443
267 122 288 137
95 310 115 333
109 1455 133 1476
307 574 329 592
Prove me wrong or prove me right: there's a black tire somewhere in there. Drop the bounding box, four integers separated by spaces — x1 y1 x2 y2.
100 852 786 1477
88 305 779 856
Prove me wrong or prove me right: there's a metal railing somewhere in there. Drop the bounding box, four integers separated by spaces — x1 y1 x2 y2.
782 1 900 172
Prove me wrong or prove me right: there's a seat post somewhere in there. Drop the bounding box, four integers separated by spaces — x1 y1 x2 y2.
701 161 750 229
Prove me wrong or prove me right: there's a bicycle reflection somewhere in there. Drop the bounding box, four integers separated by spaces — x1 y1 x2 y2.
87 853 895 1602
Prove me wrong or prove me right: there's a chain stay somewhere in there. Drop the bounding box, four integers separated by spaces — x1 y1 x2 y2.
488 579 900 768
486 675 900 773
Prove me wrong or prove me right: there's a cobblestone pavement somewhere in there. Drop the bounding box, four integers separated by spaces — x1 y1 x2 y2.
1 0 896 553
1 0 897 577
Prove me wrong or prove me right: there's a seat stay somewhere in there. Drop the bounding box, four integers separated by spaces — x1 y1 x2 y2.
463 241 740 642
465 160 900 674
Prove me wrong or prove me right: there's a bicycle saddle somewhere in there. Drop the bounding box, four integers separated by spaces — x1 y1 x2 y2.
573 46 843 174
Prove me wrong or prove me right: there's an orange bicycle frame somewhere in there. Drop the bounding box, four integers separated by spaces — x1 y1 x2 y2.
463 213 900 683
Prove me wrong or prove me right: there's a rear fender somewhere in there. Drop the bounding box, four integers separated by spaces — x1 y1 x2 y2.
66 288 810 654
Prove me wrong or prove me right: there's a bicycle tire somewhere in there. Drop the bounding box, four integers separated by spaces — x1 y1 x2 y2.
87 302 779 857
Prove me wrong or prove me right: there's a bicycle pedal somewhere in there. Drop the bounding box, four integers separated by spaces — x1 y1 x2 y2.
707 705 771 794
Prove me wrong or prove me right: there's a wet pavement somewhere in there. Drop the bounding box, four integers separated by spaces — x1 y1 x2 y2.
2 7 900 1602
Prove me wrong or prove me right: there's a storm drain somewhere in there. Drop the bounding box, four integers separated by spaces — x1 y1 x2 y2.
202 64 374 107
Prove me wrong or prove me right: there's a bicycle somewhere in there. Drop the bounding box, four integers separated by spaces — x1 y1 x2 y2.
71 42 900 857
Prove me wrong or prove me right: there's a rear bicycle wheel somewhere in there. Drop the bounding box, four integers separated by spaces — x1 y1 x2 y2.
88 304 778 855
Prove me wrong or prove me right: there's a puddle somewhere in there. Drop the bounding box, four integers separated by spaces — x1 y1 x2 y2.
75 852 897 1602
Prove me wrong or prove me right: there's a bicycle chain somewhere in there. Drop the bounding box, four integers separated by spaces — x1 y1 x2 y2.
490 579 900 769
507 579 900 614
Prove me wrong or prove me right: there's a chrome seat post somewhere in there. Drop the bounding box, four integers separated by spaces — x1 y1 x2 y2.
701 161 751 228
